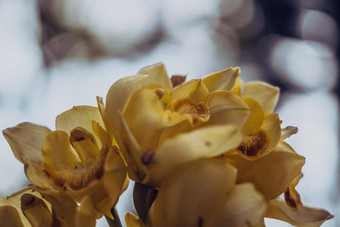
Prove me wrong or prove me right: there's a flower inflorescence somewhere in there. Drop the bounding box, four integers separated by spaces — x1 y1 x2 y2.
0 63 333 227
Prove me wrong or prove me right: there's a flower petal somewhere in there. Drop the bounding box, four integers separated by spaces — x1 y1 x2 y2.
56 106 104 148
42 130 80 170
171 79 209 103
231 77 243 95
145 125 242 186
203 67 240 92
0 205 25 227
118 112 148 182
207 90 249 127
148 159 237 227
138 62 172 91
227 142 305 199
242 82 280 114
266 198 333 227
241 98 265 135
0 186 53 227
216 183 267 227
3 122 50 164
261 113 281 151
125 212 145 227
281 126 298 141
96 146 128 218
124 88 184 151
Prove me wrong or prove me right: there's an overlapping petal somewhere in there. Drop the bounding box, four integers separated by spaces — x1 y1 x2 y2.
242 82 280 114
226 142 305 200
148 159 267 227
266 199 333 227
3 106 128 222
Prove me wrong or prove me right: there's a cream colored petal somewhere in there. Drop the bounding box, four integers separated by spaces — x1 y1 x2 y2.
40 190 79 227
118 112 148 182
207 90 249 127
20 193 53 226
75 196 97 227
0 186 53 227
281 126 298 141
231 77 244 95
105 68 171 168
3 122 50 164
125 212 145 227
261 113 281 151
148 159 237 227
42 130 80 170
203 67 240 92
241 98 265 135
171 79 209 102
145 125 242 187
96 146 128 218
124 87 184 151
56 106 104 148
242 81 280 114
0 205 25 227
216 183 267 227
227 142 305 200
138 62 172 91
266 198 333 227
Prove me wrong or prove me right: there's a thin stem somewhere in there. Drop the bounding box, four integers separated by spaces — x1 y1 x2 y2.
105 207 122 227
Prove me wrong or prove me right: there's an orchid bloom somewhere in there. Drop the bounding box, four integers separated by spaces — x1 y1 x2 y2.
3 106 128 222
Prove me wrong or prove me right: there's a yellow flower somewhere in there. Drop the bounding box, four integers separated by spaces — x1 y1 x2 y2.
98 63 250 186
227 78 283 159
225 141 332 225
147 158 267 227
3 106 128 220
0 186 53 227
0 185 100 227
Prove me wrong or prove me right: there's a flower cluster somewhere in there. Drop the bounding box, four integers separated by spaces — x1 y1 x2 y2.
0 63 333 226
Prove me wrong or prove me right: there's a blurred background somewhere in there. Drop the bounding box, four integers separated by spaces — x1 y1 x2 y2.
0 0 339 226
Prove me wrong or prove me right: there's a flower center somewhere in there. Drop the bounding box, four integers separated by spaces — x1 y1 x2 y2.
172 99 210 124
237 131 267 156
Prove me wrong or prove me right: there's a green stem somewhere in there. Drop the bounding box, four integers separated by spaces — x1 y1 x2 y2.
105 207 122 227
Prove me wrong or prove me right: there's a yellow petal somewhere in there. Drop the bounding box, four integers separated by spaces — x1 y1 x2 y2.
0 186 53 227
125 212 145 227
203 67 240 92
124 88 184 151
148 159 267 227
281 126 298 141
216 183 267 227
242 81 280 114
227 142 305 199
241 98 265 135
231 77 244 95
145 125 242 187
3 122 50 164
261 113 281 151
118 112 148 182
266 198 333 227
207 90 249 127
171 79 209 103
75 196 97 227
0 205 24 227
96 146 128 218
56 106 104 148
42 130 80 170
20 193 53 226
138 62 172 91
148 159 237 227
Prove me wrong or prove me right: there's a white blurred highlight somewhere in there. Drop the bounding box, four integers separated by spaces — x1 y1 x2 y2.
48 0 160 55
269 38 338 90
296 10 339 47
